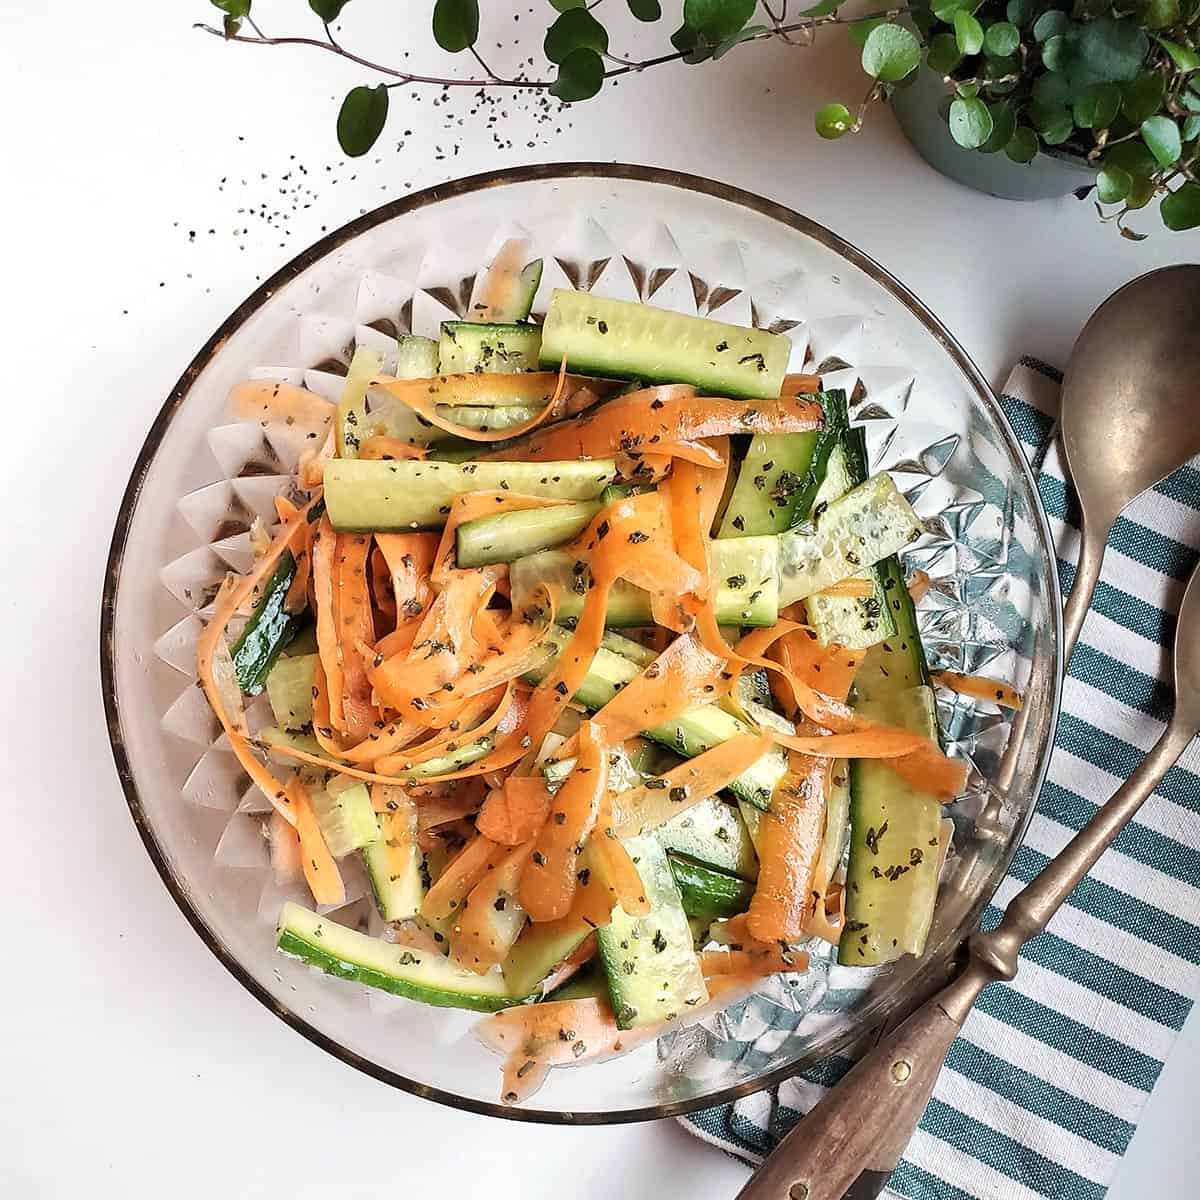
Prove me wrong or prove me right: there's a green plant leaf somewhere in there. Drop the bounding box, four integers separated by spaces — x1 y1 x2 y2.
801 0 842 14
550 46 605 99
310 0 352 19
954 10 984 54
850 18 885 48
211 0 250 33
627 0 662 19
984 55 1020 93
1096 164 1132 202
1042 33 1068 71
1157 38 1200 73
1006 125 1039 161
550 0 586 10
1033 9 1068 41
1062 16 1149 89
1184 114 1200 140
979 101 1017 151
1141 114 1182 165
1122 70 1166 123
683 0 756 42
957 81 980 98
545 8 608 63
1104 140 1157 175
1032 71 1072 106
670 22 714 61
1126 175 1156 209
815 102 855 138
337 84 388 157
1006 0 1034 26
983 21 1020 57
949 95 994 146
928 32 963 73
861 23 922 82
932 0 977 21
432 0 479 52
1073 81 1121 129
1162 181 1200 228
1029 100 1074 142
1139 0 1180 29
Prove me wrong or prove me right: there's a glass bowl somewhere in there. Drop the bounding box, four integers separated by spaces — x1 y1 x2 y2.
101 163 1062 1123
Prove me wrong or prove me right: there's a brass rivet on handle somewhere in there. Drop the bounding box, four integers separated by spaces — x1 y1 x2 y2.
788 1183 810 1200
890 1059 912 1084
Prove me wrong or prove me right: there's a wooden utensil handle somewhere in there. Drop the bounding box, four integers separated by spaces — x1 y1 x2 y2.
734 967 989 1200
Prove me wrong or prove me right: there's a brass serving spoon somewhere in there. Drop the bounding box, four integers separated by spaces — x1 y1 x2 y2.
737 264 1200 1200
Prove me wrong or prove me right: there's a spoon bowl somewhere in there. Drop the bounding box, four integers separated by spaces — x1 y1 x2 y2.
1059 264 1200 656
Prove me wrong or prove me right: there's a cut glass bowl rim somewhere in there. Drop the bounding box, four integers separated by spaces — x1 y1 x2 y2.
100 162 1064 1124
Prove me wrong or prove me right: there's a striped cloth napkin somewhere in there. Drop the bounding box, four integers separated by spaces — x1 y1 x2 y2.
681 359 1200 1200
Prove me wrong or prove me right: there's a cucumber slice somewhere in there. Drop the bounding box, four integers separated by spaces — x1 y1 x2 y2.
510 537 779 628
336 347 385 458
471 238 542 322
276 902 517 1011
438 404 540 434
229 551 303 696
439 322 542 375
395 334 439 379
545 963 607 1002
501 914 594 999
323 459 617 532
524 626 788 809
804 426 897 651
777 473 922 606
362 808 425 922
840 685 944 966
265 653 317 731
539 289 790 401
852 555 932 694
668 856 755 923
456 501 602 568
311 782 378 857
596 836 708 1029
717 391 847 536
655 797 759 880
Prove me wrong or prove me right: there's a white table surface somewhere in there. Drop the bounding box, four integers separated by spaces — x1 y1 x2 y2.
4 3 1198 1197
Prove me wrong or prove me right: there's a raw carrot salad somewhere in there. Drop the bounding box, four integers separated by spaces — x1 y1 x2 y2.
197 239 999 1103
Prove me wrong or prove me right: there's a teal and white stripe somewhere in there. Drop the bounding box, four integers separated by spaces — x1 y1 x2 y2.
683 360 1200 1200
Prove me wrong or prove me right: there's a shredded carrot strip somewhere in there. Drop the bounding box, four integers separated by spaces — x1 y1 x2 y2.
311 516 346 733
369 545 396 627
195 500 317 826
372 359 571 443
288 776 346 907
908 569 932 604
781 373 822 397
375 684 514 773
336 533 378 741
589 797 650 918
932 670 1023 710
816 577 875 599
701 945 810 978
482 385 822 463
476 776 554 846
519 721 608 922
375 532 438 626
746 752 829 943
230 381 334 429
421 834 507 922
451 841 533 973
299 427 337 488
611 734 775 837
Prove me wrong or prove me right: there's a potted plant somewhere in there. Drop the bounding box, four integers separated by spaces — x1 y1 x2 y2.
202 0 1200 234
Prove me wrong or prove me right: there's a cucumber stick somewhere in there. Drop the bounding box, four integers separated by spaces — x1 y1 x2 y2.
311 782 378 857
776 473 922 606
276 902 517 1011
439 322 541 374
336 346 384 458
265 653 317 730
510 538 779 627
596 836 708 1029
456 501 602 568
840 550 942 966
717 391 847 536
323 459 617 531
539 289 790 401
395 335 438 379
230 551 302 696
471 238 542 322
668 856 755 923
